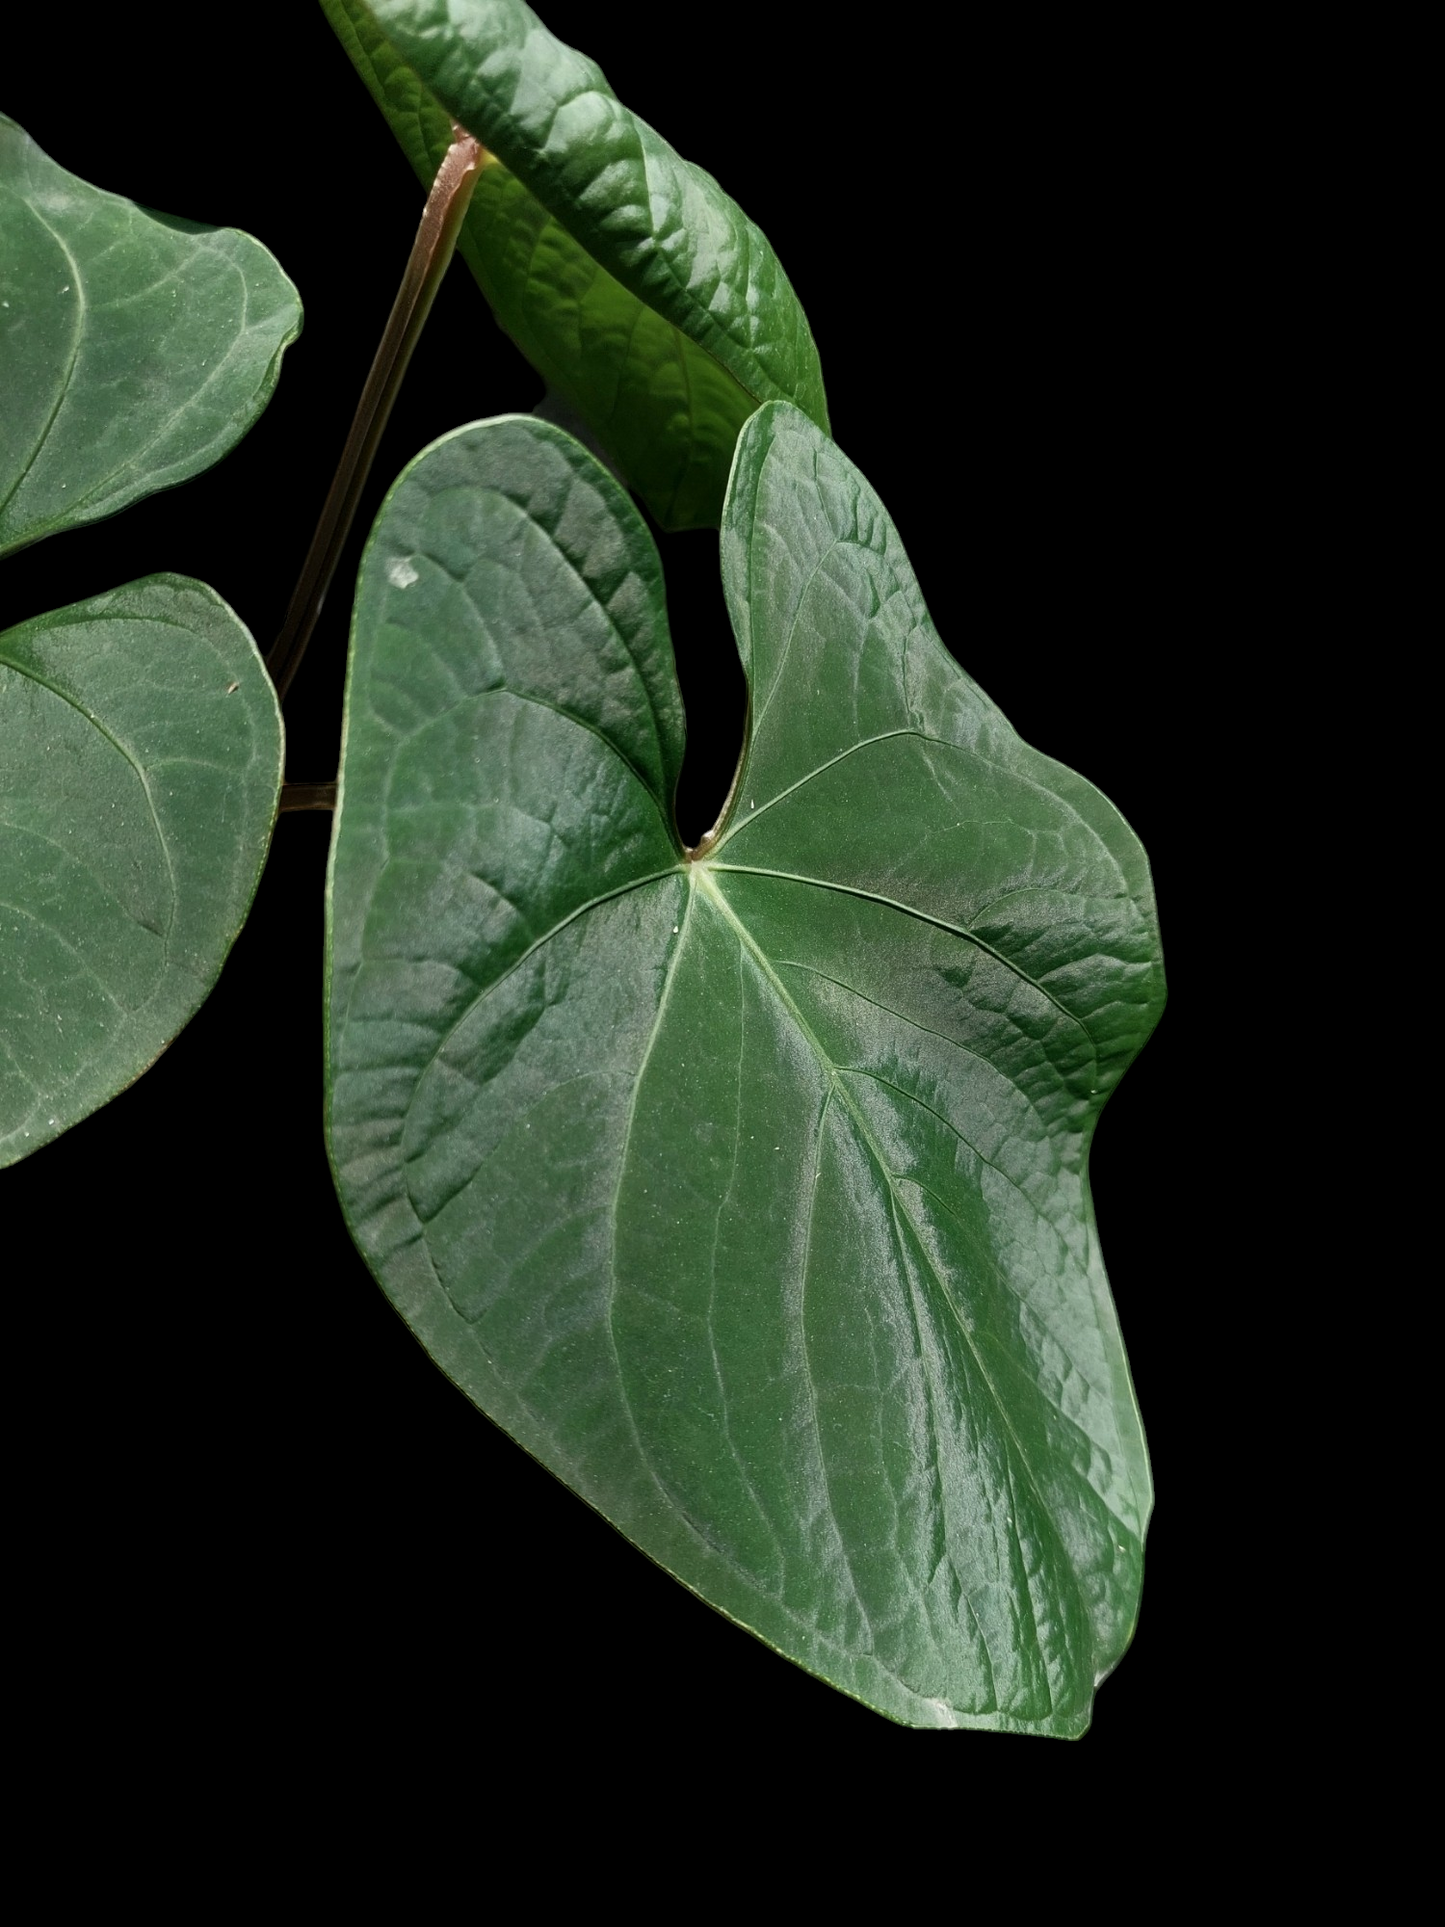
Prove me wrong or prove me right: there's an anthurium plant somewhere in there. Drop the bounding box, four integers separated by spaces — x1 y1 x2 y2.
3 2 1167 1737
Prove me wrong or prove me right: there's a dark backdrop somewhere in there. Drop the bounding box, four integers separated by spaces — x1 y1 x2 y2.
6 5 1206 1786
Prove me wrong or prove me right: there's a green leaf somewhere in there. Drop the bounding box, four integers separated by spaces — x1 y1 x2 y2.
319 0 827 531
0 113 301 557
325 406 1164 1733
0 577 283 1164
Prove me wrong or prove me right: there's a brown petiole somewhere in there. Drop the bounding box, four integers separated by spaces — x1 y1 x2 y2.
266 126 486 703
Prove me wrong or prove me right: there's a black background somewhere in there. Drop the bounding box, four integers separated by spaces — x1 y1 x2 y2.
7 6 1207 1787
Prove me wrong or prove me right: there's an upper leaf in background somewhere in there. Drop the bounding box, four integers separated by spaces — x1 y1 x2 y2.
0 578 283 1166
319 0 827 530
0 113 302 558
326 407 1164 1733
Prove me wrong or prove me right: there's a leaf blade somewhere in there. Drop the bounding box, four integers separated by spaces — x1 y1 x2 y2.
0 577 283 1163
0 114 301 556
319 0 826 528
327 408 1162 1731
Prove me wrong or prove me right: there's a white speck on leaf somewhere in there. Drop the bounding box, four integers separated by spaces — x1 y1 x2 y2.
387 557 419 589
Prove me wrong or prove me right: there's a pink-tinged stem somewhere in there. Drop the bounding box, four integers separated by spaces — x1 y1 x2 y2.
267 127 485 702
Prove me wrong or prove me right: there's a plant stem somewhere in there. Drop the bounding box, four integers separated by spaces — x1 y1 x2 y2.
278 781 337 813
267 127 485 703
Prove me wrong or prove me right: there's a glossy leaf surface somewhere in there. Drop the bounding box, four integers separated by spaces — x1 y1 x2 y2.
0 113 301 557
319 0 826 530
0 578 282 1164
326 407 1163 1733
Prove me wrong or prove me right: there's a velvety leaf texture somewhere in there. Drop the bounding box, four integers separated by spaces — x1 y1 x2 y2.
325 406 1164 1733
0 579 283 1164
319 0 827 530
0 113 301 557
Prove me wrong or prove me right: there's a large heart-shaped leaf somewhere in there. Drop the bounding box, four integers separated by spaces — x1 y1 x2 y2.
326 406 1164 1733
0 112 301 557
0 578 282 1164
319 0 827 531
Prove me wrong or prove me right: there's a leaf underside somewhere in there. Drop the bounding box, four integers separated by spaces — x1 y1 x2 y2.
0 578 282 1165
326 405 1164 1734
0 112 301 557
320 0 827 530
